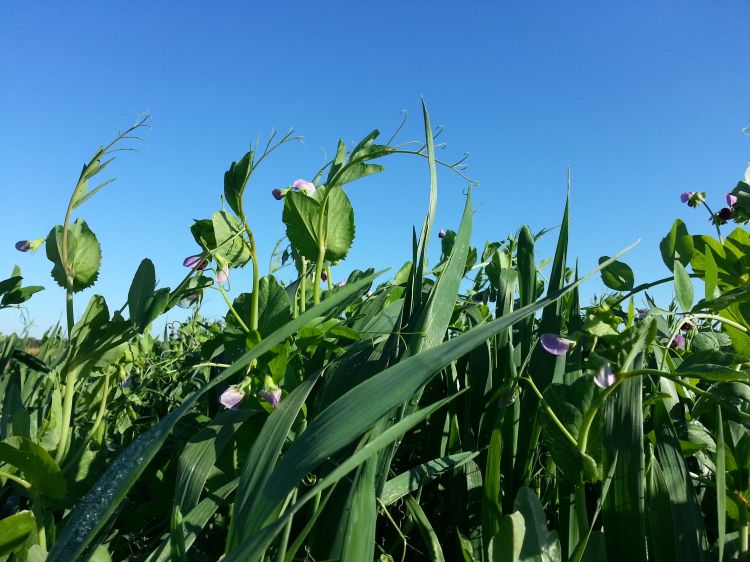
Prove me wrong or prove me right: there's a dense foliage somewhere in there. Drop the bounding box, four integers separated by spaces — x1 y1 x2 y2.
2 105 750 561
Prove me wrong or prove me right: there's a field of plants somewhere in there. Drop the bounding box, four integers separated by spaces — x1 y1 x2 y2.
2 104 750 562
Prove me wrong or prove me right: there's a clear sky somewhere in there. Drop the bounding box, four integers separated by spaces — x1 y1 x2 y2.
1 1 749 336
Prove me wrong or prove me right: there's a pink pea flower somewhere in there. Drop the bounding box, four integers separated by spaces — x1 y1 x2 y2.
220 386 245 409
727 194 738 208
259 388 282 409
336 281 347 287
438 229 446 238
593 364 616 389
671 333 685 349
539 333 574 356
293 179 316 196
216 264 230 285
183 254 208 270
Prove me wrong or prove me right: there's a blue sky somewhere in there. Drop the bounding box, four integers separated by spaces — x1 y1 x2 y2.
1 1 749 336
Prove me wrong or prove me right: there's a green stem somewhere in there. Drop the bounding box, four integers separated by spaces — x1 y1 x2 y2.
0 470 31 489
31 498 46 551
701 200 724 244
55 363 78 463
245 223 260 332
218 285 251 334
86 369 112 443
65 285 74 338
521 377 578 448
299 258 307 313
578 383 618 454
325 265 332 290
741 505 749 558
692 313 749 333
275 488 297 562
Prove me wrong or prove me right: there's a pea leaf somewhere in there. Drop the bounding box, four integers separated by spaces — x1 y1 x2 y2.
599 256 634 291
45 219 101 292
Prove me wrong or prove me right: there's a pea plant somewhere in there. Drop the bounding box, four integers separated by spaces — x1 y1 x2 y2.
1 104 749 562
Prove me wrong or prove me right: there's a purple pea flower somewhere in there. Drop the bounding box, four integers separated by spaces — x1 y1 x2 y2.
681 318 695 331
593 364 616 389
259 388 282 409
183 254 208 270
671 333 685 349
220 386 245 409
680 192 694 204
216 264 230 285
336 281 347 287
272 188 284 200
293 179 316 196
727 194 738 208
438 228 446 239
540 333 574 356
15 238 44 253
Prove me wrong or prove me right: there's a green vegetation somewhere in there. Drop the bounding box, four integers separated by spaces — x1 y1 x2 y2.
2 104 750 561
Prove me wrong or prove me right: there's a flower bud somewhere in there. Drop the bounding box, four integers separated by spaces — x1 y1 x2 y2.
321 270 328 282
293 179 316 196
220 386 245 409
216 264 230 285
438 229 446 239
671 333 685 349
593 364 616 388
15 238 44 253
272 188 284 200
183 254 208 270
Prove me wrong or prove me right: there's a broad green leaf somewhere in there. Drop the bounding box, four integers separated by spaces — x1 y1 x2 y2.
676 350 749 381
0 436 66 499
598 256 634 292
45 219 101 292
0 511 35 557
673 260 694 312
282 191 322 259
703 245 718 301
514 487 562 562
128 258 156 328
659 219 693 271
227 276 292 337
488 512 525 562
212 210 252 266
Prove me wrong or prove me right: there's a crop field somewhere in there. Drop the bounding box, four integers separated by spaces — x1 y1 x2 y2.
1 104 750 562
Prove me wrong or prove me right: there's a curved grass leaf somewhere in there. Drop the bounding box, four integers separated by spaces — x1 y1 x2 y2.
46 272 382 562
0 511 35 557
380 451 478 506
223 394 457 562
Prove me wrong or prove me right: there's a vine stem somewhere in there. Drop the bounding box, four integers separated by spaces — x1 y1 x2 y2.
521 376 578 448
0 470 31 489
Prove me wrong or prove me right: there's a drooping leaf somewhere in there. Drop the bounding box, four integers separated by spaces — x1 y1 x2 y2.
0 511 36 557
659 219 693 271
598 256 634 292
0 436 67 499
673 260 694 312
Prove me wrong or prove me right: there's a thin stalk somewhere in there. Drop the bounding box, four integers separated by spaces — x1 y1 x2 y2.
0 470 31 489
701 200 724 243
521 376 578 448
299 258 307 313
741 505 749 559
85 370 112 443
325 265 332 290
218 285 251 334
31 498 46 551
244 221 260 332
312 199 328 305
577 383 618 454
